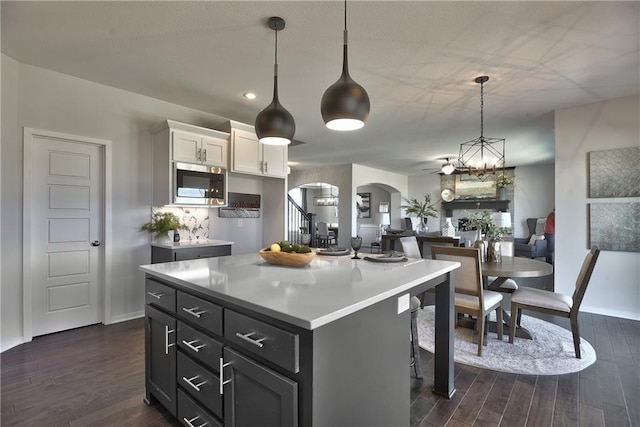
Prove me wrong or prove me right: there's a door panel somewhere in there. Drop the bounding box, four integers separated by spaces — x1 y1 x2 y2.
28 134 103 336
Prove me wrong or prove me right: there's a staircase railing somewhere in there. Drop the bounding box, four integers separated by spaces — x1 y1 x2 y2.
287 195 316 246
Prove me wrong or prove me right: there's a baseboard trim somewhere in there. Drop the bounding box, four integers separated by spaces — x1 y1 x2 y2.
107 311 144 325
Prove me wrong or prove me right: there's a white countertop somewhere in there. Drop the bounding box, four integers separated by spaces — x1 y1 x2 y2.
150 239 234 249
140 253 459 330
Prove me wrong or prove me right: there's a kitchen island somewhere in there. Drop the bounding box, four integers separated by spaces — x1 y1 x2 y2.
141 253 458 427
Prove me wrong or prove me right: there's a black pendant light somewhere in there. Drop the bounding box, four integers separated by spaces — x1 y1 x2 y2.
255 16 295 145
320 0 370 131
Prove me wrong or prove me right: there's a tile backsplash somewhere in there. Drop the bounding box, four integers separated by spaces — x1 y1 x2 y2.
156 206 209 241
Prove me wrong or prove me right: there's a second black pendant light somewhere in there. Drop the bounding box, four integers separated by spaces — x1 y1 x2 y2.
321 0 370 131
255 16 295 145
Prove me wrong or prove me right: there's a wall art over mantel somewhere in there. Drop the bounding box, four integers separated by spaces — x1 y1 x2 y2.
589 146 640 198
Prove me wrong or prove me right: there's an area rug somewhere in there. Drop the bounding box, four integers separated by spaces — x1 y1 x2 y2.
417 306 596 375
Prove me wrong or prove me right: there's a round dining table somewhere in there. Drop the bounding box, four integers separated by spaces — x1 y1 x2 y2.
482 256 553 291
481 256 553 339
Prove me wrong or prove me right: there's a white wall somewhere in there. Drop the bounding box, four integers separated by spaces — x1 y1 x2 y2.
555 95 640 320
0 56 271 350
407 172 442 232
512 163 554 237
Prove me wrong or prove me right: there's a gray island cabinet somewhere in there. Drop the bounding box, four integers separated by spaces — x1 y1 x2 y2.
141 253 458 427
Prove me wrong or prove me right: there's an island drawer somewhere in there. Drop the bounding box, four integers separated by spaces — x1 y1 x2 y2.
177 352 222 418
145 279 176 313
177 291 223 336
174 245 231 261
177 388 223 427
177 322 223 372
224 310 299 373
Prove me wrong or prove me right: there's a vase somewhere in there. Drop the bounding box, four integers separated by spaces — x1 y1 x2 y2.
497 187 507 200
473 230 487 262
154 230 173 244
442 218 456 237
416 218 429 235
488 241 502 263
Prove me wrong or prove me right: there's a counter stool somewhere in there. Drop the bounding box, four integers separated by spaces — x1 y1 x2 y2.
410 296 423 378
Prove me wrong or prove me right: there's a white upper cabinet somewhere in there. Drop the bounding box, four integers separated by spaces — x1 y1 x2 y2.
172 129 228 167
151 120 230 206
219 121 287 178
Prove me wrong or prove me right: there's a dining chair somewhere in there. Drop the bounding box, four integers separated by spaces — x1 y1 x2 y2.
509 246 600 358
432 246 504 356
399 236 422 259
316 221 336 248
398 236 424 377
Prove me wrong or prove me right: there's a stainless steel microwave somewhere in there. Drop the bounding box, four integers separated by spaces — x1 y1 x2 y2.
174 162 226 206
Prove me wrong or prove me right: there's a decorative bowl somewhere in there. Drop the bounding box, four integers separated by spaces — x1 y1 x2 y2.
258 248 316 267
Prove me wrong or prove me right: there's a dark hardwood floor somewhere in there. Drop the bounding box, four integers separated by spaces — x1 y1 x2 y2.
2 305 638 426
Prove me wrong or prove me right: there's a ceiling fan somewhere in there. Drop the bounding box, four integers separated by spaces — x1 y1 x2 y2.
422 157 457 175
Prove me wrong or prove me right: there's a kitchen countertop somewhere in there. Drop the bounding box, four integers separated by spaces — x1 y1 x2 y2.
140 253 459 330
150 239 234 249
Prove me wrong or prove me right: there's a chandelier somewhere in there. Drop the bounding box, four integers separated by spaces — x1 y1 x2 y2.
457 76 505 180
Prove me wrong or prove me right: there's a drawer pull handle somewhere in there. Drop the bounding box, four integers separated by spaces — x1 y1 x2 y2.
164 326 175 355
219 357 232 395
182 307 207 318
183 415 208 427
182 375 207 392
182 339 206 353
235 331 267 348
147 291 164 299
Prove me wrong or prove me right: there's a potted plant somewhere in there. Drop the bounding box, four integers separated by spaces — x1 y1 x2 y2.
467 210 512 262
495 174 514 200
401 194 438 234
141 211 186 242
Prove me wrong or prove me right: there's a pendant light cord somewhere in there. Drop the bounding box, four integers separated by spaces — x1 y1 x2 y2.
480 79 484 139
343 0 348 45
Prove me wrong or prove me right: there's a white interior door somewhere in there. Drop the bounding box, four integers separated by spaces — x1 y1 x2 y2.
25 130 104 337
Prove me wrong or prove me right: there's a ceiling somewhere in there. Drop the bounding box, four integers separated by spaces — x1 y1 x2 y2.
2 1 638 175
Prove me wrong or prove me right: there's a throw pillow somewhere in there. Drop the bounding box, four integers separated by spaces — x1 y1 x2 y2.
528 234 545 245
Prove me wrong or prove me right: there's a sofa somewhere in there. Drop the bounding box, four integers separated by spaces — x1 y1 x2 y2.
514 218 547 258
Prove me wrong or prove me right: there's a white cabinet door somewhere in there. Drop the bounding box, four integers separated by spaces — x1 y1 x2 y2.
173 130 228 167
262 144 287 178
200 135 228 167
172 130 201 163
231 129 262 175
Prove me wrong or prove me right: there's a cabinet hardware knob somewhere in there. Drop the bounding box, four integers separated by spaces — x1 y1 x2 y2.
164 326 175 355
235 331 267 348
147 291 164 299
182 306 207 318
219 357 232 395
182 375 207 392
183 415 208 427
182 339 206 353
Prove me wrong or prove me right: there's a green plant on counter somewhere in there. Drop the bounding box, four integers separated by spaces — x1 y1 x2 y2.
140 211 187 239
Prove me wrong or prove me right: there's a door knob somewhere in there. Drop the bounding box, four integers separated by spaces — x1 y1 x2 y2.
91 241 101 247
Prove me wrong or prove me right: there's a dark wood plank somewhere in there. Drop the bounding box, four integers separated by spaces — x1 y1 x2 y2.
2 311 639 427
501 374 536 426
553 373 579 426
526 375 557 426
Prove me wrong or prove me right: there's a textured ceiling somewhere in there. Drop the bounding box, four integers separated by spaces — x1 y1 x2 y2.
2 1 638 175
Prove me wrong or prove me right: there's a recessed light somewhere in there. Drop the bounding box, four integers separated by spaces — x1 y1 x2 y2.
243 92 257 100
